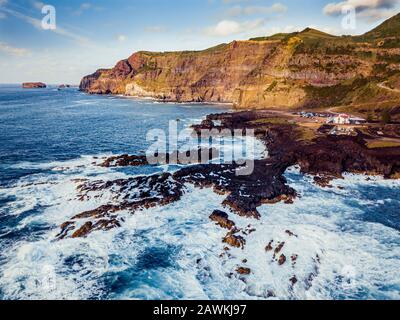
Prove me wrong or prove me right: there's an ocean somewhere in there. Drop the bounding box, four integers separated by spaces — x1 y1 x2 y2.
0 85 399 300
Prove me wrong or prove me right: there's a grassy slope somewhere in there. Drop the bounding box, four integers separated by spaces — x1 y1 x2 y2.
249 18 400 115
296 16 400 117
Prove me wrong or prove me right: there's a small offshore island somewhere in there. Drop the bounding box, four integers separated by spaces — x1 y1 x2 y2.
22 82 47 89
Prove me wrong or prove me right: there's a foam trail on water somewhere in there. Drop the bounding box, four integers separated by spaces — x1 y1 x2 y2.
0 156 400 300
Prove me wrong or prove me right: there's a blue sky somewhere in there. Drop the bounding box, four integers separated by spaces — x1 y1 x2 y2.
0 0 399 84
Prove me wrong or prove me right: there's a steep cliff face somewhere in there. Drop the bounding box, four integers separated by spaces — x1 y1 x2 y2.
80 14 400 111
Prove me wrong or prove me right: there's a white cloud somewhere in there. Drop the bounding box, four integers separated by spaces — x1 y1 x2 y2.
117 35 126 42
228 3 287 17
0 7 42 28
222 0 250 4
74 3 92 15
204 19 265 37
32 1 45 10
145 26 167 33
357 7 399 21
0 42 30 57
73 3 103 16
323 0 399 21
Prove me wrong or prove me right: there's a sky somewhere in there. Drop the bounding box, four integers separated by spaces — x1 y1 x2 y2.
0 0 399 84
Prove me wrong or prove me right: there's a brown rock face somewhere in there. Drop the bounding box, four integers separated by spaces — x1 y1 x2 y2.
209 210 236 230
79 15 400 111
278 254 287 266
223 233 246 249
236 267 251 275
265 241 274 252
22 82 46 89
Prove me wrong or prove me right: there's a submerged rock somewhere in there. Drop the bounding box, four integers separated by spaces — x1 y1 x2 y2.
290 276 298 286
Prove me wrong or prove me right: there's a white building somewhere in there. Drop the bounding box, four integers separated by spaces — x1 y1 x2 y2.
349 117 367 125
327 114 351 125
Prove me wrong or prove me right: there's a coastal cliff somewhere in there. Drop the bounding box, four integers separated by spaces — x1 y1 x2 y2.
80 14 400 114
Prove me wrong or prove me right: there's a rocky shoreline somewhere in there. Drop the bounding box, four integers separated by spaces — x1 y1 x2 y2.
57 110 400 241
52 109 400 290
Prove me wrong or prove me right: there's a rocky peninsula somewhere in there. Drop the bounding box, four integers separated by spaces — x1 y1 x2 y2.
69 12 400 283
57 110 400 240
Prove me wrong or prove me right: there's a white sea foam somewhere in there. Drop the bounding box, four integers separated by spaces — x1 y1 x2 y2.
0 156 399 300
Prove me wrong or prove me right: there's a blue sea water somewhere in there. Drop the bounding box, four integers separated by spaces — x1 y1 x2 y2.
0 85 399 300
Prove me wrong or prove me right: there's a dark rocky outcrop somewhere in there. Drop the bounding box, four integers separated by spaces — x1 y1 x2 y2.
209 210 235 230
194 111 400 180
22 82 46 89
278 254 287 266
265 241 274 252
100 154 148 167
57 173 185 239
99 147 219 167
223 233 246 249
57 110 400 239
174 160 296 219
236 267 251 275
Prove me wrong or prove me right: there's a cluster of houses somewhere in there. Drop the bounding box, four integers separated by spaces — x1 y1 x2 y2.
328 126 356 136
326 114 367 125
294 111 368 136
295 111 367 125
296 111 332 119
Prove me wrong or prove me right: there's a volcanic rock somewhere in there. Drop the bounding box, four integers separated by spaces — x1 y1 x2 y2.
278 254 287 266
236 267 251 275
79 15 400 113
223 233 246 249
209 210 235 230
22 82 46 89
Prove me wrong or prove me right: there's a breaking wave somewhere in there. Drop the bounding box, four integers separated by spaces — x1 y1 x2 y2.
0 86 399 300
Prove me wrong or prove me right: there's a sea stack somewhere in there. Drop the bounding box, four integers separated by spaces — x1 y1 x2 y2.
22 82 47 89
